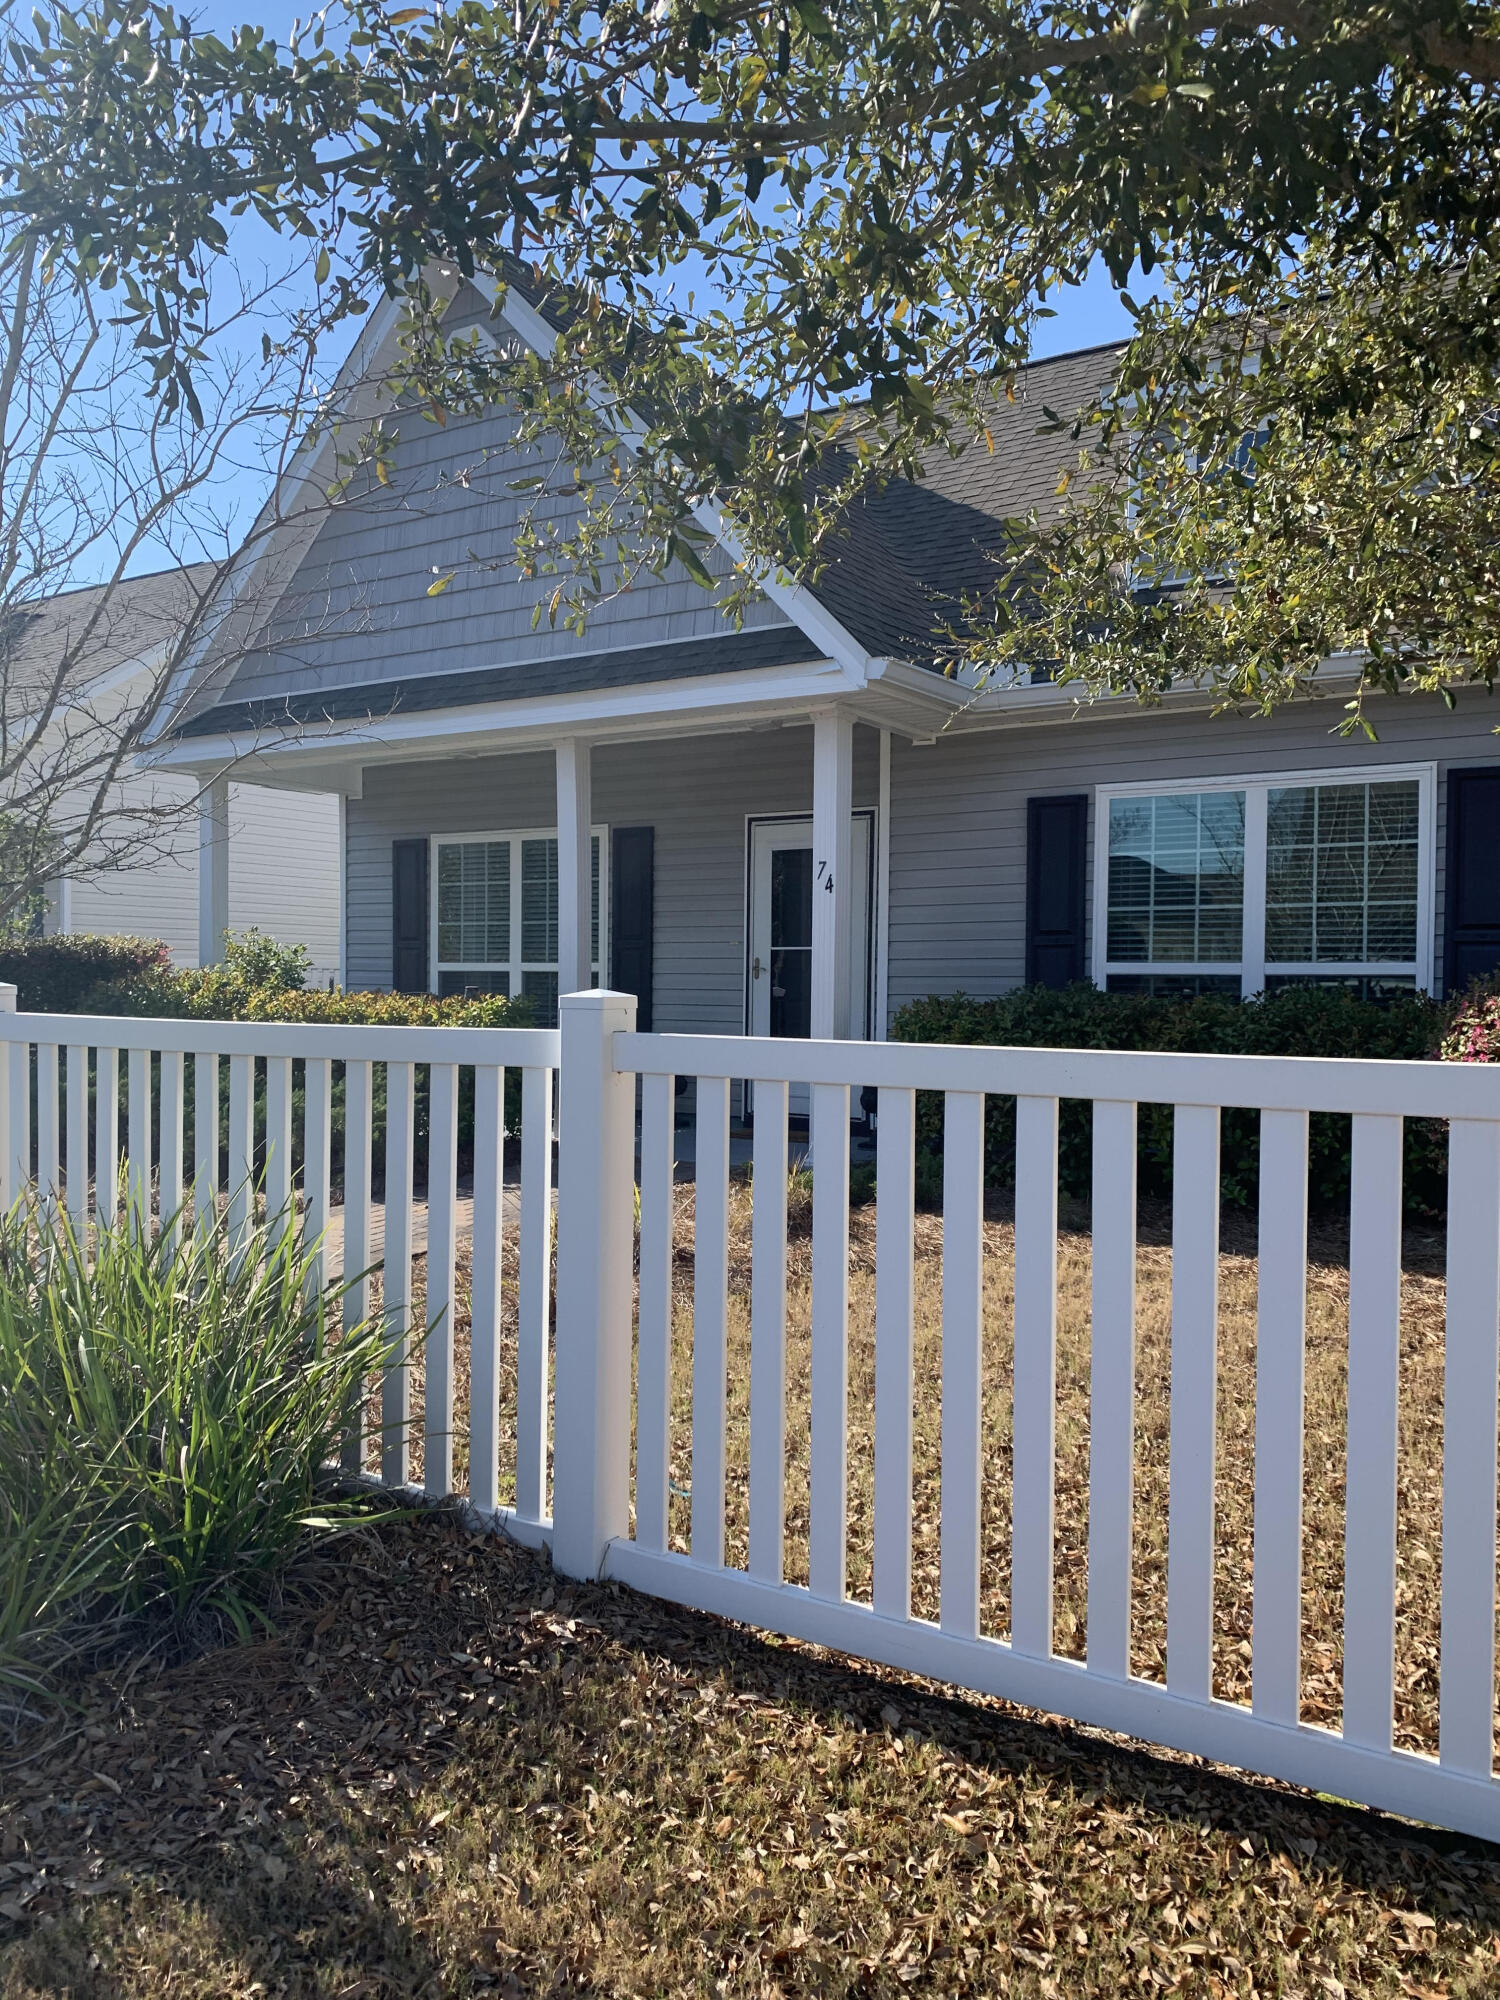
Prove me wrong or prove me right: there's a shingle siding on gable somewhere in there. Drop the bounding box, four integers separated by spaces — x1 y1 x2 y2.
885 689 1500 1011
219 395 790 709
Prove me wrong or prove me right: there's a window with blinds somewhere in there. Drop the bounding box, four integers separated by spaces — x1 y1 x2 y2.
1096 769 1434 999
433 830 603 1023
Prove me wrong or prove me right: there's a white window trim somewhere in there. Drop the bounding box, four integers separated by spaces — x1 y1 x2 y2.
428 825 608 995
1091 763 1437 998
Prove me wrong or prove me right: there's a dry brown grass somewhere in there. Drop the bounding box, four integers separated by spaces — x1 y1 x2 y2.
653 1180 1457 1757
372 1172 1461 1763
3 1517 1499 1999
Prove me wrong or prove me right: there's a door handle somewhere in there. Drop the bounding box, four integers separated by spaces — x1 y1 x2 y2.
752 957 762 979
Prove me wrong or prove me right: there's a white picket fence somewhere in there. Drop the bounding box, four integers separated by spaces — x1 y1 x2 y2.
5 987 1500 1842
553 995 1500 1846
0 994 561 1544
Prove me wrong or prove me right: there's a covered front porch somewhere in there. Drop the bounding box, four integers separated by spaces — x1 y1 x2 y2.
178 681 955 1049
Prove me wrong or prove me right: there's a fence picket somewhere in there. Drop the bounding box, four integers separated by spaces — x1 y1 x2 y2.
125 1047 148 1239
96 1048 118 1234
809 1080 852 1603
940 1090 985 1639
468 1063 504 1513
1252 1108 1311 1726
1012 1093 1060 1658
635 1069 674 1553
192 1052 216 1244
516 1064 554 1524
1440 1117 1500 1779
341 1058 374 1473
159 1051 184 1247
65 1044 87 1235
302 1057 332 1319
225 1052 253 1260
1088 1098 1138 1680
381 1060 416 1488
692 1076 731 1568
6 1040 26 1217
36 1043 58 1215
1343 1112 1404 1752
424 1062 459 1500
874 1085 917 1622
264 1055 293 1249
748 1077 790 1585
1166 1103 1221 1702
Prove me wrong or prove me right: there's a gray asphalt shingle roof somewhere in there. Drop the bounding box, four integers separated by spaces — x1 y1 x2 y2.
173 257 1119 736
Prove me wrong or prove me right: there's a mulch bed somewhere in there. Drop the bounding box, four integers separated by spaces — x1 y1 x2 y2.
1 1513 1498 1997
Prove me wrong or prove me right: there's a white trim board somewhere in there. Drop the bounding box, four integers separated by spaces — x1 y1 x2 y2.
1091 762 1438 998
145 658 863 780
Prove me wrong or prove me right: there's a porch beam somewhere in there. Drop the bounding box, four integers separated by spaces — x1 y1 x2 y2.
811 706 854 1040
556 737 593 995
197 774 230 966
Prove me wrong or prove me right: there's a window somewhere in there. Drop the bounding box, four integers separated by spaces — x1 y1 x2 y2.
1094 767 1434 998
432 829 603 1024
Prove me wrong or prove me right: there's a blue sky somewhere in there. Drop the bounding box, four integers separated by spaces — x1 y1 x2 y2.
117 6 1139 575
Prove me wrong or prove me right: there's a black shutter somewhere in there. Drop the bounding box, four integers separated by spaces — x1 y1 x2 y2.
610 825 654 1029
391 838 430 993
1026 793 1088 989
1445 767 1500 995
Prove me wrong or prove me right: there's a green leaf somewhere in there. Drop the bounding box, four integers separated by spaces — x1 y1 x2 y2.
427 572 455 596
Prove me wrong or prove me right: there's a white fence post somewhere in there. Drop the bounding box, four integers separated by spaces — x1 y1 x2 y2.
552 987 639 1580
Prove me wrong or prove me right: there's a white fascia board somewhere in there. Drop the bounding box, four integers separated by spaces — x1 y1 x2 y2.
146 655 859 782
470 268 876 681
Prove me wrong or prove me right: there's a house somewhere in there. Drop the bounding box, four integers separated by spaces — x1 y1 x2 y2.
145 270 1500 1043
12 567 343 980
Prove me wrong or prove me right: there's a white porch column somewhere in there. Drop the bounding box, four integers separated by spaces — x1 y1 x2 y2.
197 774 230 966
555 738 593 996
810 705 855 1040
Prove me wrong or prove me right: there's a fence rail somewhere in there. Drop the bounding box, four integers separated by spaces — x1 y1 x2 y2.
6 986 1500 1844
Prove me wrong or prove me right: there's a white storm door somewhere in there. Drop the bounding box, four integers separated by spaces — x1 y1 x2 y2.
748 813 873 1044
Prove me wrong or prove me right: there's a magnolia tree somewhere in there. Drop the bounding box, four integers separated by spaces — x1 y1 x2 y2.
0 0 1494 739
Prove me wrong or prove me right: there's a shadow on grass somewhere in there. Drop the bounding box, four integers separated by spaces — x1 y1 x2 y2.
1 1514 1496 1997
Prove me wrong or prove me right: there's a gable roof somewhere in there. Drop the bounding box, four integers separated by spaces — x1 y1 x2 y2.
7 561 216 713
169 261 1120 741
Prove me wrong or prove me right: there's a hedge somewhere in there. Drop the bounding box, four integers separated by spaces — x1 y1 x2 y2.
0 935 171 1013
892 983 1451 1216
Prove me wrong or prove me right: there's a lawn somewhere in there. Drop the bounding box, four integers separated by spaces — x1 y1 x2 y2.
5 1173 1492 1996
387 1170 1459 1756
2 1514 1498 1999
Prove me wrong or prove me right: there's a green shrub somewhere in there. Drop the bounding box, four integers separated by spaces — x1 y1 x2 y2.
892 983 1450 1216
0 934 171 1012
0 1200 397 1697
218 926 312 991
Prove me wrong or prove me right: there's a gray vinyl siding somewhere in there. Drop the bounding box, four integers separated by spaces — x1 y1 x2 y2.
57 779 341 982
222 394 789 707
345 723 880 1021
886 688 1500 1012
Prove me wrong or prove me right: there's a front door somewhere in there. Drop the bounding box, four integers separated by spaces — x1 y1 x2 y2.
748 813 874 1044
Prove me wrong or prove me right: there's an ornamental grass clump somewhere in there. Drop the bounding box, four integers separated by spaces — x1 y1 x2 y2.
0 1201 398 1713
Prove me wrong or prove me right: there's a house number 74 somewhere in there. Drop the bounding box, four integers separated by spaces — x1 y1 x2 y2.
816 859 834 893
